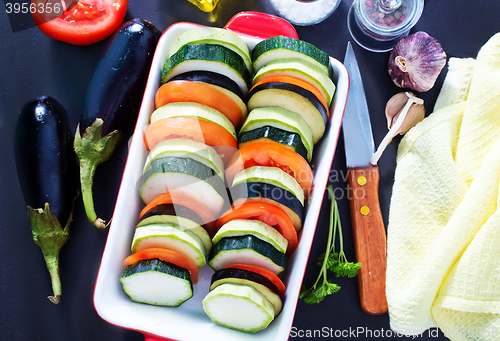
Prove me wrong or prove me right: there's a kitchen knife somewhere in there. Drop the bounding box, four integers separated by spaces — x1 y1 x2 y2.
342 42 388 315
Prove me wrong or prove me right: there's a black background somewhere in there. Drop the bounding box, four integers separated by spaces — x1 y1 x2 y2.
1 0 499 340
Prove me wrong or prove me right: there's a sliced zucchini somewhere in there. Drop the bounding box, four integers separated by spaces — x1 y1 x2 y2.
202 283 275 333
239 107 313 161
252 36 330 76
232 166 304 205
150 102 236 139
208 235 286 275
247 84 326 144
120 259 193 307
213 219 288 254
131 223 206 268
137 215 212 253
161 44 251 94
231 183 304 232
169 27 252 74
253 58 335 106
210 267 283 316
144 138 224 180
238 126 309 162
139 157 226 216
169 70 246 100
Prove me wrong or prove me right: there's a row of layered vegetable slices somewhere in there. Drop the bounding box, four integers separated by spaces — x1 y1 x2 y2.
118 27 335 334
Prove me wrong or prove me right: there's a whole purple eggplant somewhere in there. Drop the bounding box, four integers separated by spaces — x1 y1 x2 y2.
15 96 78 303
74 18 161 228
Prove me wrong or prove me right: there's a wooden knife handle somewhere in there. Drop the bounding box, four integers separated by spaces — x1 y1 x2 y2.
347 166 388 315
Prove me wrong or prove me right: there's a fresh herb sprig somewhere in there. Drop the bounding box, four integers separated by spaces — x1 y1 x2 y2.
300 185 361 304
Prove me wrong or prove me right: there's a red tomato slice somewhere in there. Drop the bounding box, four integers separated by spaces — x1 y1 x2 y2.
123 248 199 284
155 81 244 128
225 141 313 198
216 202 298 255
32 0 128 46
144 116 237 164
224 264 286 298
138 193 217 237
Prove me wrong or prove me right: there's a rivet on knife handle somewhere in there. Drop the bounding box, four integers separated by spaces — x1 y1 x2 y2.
347 165 388 315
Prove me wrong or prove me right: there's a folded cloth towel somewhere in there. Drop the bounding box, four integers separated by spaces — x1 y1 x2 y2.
386 32 500 341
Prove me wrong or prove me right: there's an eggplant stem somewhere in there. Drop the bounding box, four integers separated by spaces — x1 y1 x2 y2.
73 120 122 229
44 252 62 304
370 96 415 165
79 159 106 229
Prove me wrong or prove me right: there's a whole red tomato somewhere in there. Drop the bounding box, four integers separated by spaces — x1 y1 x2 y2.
32 0 128 45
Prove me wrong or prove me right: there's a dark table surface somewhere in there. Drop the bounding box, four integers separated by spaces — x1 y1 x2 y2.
1 1 499 340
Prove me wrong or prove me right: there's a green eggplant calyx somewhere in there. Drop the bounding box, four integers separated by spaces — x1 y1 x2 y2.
74 119 122 229
27 201 74 304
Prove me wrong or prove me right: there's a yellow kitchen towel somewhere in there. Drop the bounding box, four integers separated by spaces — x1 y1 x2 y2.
386 32 500 341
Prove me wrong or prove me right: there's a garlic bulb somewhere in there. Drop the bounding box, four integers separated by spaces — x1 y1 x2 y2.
388 31 447 92
370 92 425 165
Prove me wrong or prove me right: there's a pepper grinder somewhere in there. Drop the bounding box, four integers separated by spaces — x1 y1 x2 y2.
347 0 424 52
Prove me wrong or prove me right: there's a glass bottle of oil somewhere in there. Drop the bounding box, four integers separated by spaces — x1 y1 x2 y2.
187 0 219 12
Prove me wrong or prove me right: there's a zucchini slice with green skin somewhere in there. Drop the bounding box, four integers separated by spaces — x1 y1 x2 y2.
169 27 252 74
139 157 227 216
144 138 224 180
230 165 304 231
253 58 335 106
161 44 251 94
252 35 331 77
168 70 245 100
150 102 236 139
202 283 275 333
238 126 309 162
231 183 304 232
239 107 313 161
233 166 305 205
208 235 286 275
131 223 206 268
213 219 288 254
120 258 193 307
210 267 283 316
247 84 326 144
137 215 212 253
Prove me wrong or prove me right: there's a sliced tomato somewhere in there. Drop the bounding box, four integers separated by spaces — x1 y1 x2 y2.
32 0 128 46
225 141 313 198
144 116 237 164
138 193 217 237
216 202 298 254
224 264 286 297
251 75 330 117
155 81 245 128
123 248 199 284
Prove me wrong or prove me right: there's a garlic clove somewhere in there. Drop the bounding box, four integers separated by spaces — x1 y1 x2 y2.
386 92 425 134
388 31 447 92
370 92 425 165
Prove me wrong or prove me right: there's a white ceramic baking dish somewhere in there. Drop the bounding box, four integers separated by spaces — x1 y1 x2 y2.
94 11 349 341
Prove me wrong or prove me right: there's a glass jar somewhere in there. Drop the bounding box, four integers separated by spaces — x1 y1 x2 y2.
348 0 424 52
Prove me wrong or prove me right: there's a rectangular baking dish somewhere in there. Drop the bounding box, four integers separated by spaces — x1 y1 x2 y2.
94 11 349 341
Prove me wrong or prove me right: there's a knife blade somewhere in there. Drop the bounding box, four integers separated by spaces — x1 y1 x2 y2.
342 42 388 315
